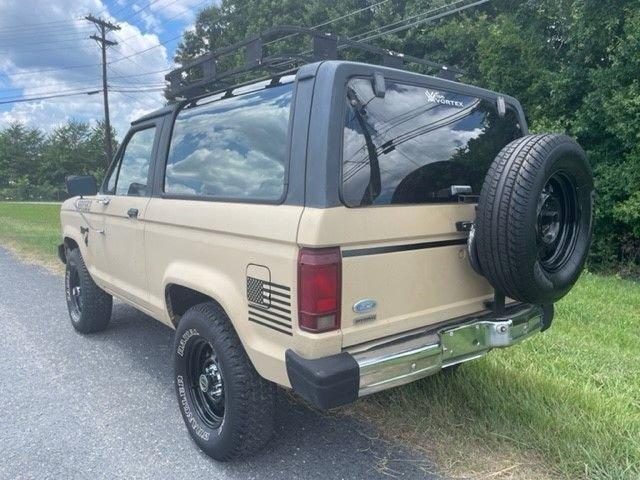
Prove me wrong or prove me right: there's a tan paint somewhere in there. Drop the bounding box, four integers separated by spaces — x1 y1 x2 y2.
297 205 493 347
61 195 493 387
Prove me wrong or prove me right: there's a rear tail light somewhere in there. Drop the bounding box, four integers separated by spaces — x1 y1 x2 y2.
297 247 341 333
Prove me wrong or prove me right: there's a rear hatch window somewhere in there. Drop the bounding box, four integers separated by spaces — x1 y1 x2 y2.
342 78 522 207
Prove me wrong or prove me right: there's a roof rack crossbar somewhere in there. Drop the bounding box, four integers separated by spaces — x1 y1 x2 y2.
165 25 462 101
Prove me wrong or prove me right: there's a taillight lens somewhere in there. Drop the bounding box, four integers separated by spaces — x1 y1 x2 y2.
297 247 341 333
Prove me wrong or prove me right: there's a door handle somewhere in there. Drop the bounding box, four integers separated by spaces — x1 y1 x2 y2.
127 208 139 219
96 196 110 206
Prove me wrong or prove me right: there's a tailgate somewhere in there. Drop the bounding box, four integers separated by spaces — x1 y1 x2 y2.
297 204 494 347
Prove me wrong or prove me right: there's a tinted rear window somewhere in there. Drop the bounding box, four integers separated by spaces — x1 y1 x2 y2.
165 83 293 201
342 78 522 206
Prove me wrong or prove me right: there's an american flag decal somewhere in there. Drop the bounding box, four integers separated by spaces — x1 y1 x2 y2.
246 276 292 336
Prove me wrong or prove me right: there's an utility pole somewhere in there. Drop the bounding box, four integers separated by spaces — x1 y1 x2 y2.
86 14 120 167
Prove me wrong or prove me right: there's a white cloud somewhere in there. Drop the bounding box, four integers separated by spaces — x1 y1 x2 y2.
0 0 198 138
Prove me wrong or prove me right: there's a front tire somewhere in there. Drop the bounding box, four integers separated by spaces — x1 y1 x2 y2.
174 302 276 461
65 248 112 333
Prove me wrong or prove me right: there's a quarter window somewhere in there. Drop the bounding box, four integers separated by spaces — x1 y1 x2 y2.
113 127 156 197
164 83 293 201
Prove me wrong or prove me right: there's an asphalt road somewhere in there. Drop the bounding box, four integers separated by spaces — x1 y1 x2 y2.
0 247 438 480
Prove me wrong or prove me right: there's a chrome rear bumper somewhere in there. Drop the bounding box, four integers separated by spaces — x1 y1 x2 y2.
353 304 545 396
285 303 549 409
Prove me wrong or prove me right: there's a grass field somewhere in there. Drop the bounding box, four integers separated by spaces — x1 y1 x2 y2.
0 202 62 272
356 273 640 479
1 201 638 479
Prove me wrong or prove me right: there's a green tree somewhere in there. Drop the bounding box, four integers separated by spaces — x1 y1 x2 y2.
0 119 115 201
38 120 107 189
0 122 44 188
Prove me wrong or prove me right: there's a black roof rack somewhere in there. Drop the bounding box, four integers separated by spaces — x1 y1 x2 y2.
165 25 462 101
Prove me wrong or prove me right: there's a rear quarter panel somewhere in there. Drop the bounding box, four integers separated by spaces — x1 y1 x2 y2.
143 200 343 386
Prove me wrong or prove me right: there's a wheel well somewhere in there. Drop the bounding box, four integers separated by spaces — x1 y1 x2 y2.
64 237 79 251
165 284 214 327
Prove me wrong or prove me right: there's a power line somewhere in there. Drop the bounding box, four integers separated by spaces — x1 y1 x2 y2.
0 79 163 95
108 63 165 105
4 1 207 77
110 67 173 80
348 0 458 41
110 33 182 64
112 89 160 111
112 0 380 65
96 0 129 18
0 36 93 48
0 28 94 40
354 0 476 41
0 65 165 94
314 0 390 30
3 63 100 77
264 0 472 72
0 84 102 97
112 0 211 44
0 42 95 55
0 18 84 33
262 0 390 48
113 39 159 71
1 62 173 79
109 87 165 93
1 0 206 76
0 89 101 105
120 0 171 22
357 0 489 43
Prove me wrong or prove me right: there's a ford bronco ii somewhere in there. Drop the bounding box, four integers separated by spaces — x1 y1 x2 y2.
58 28 594 461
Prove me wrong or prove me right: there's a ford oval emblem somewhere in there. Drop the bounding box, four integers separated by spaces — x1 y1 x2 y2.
353 299 377 314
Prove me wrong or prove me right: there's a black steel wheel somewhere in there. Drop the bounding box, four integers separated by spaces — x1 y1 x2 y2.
186 337 225 429
66 263 83 321
65 248 112 333
173 302 276 461
536 172 580 272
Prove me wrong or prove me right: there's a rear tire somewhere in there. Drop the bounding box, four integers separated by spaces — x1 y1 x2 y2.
174 302 276 461
475 134 594 304
65 248 112 333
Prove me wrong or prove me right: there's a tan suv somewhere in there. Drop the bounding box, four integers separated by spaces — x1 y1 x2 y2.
58 30 593 461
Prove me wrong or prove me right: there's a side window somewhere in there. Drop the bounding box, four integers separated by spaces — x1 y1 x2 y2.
164 83 293 201
114 127 156 196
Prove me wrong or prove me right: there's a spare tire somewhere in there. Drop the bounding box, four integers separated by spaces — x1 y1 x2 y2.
475 134 594 304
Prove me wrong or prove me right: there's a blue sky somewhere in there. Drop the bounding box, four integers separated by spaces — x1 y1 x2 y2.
0 0 216 137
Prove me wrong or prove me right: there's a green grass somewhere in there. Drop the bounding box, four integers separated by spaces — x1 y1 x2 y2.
0 202 62 269
359 273 640 479
1 202 638 478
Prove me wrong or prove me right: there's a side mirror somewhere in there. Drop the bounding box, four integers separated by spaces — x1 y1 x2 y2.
66 175 98 197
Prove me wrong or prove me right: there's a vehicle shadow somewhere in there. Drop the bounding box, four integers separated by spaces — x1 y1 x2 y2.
100 302 437 479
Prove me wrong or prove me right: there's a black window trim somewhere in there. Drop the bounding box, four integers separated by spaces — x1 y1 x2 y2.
158 79 297 206
338 74 524 209
100 120 161 197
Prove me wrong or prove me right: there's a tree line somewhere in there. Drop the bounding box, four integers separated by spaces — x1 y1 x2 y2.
1 0 638 272
0 121 113 201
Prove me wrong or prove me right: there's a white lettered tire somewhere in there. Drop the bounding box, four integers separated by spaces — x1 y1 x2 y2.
173 302 276 460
